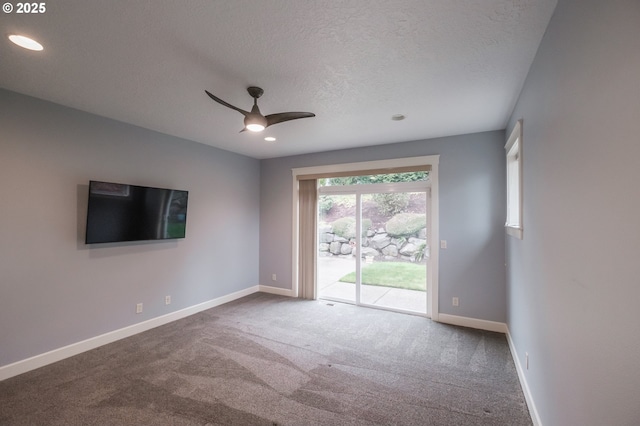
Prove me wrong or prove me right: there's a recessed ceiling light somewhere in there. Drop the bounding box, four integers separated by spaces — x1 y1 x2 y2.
8 35 44 51
264 137 276 142
391 114 406 121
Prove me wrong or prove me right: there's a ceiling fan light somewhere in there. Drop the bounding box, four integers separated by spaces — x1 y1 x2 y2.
244 113 267 132
246 123 265 132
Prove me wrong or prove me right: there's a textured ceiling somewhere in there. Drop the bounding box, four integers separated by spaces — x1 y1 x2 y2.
0 0 557 159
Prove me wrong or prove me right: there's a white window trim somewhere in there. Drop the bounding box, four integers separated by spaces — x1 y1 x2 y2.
291 155 440 320
505 120 523 239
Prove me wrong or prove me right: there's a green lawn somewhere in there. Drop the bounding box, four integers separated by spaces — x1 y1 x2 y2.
339 262 426 291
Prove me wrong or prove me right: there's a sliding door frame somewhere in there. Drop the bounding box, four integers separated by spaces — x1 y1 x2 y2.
292 155 440 320
319 182 430 314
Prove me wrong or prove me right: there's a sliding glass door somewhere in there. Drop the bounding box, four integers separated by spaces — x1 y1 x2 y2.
317 180 430 315
359 191 427 312
317 193 356 303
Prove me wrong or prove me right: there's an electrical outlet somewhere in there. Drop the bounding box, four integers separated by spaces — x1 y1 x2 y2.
165 295 171 305
452 297 459 307
440 240 447 249
272 274 277 281
136 303 143 314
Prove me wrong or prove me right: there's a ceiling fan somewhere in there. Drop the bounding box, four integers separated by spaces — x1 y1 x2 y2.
205 86 315 132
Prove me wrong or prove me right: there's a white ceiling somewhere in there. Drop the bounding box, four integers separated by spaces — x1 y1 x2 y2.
0 0 557 159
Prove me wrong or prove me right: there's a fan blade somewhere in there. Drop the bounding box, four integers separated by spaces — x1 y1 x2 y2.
205 90 249 116
265 112 315 128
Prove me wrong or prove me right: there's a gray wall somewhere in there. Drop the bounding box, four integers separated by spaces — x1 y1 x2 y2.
505 0 640 424
0 90 260 367
260 131 507 322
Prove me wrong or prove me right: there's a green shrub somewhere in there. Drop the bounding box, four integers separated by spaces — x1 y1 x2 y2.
386 213 426 236
414 242 427 262
331 217 372 239
318 196 333 214
323 172 428 186
372 192 410 216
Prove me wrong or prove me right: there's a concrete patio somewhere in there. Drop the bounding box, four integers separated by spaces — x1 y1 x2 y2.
318 256 427 314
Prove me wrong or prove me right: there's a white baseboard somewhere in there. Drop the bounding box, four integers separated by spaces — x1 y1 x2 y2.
0 285 261 382
259 284 294 297
436 313 508 333
506 328 542 426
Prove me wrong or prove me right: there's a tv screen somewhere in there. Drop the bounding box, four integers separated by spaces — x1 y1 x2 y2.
85 181 188 244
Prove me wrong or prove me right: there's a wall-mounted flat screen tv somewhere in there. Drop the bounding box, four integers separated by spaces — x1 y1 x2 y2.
85 180 189 244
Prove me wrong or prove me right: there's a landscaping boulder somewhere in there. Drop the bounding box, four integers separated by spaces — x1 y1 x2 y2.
371 233 391 249
318 223 333 234
391 237 406 247
340 243 352 255
382 244 398 257
360 247 380 258
329 241 342 255
409 237 426 246
399 243 417 256
319 233 334 243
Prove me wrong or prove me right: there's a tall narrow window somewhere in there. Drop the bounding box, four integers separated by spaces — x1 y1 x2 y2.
505 120 523 239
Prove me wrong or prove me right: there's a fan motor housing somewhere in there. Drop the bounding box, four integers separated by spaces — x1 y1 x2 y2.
247 87 264 99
